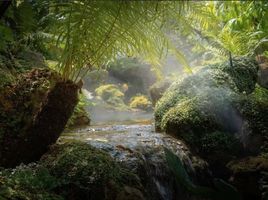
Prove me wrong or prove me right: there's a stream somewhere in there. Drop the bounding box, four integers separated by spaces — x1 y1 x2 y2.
60 113 211 200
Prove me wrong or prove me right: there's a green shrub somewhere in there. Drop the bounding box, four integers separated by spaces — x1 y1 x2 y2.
95 84 127 109
129 95 152 111
95 84 124 101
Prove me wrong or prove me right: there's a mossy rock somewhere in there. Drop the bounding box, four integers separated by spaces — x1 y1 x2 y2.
41 142 143 200
154 57 266 173
234 85 268 136
155 57 259 131
0 142 144 200
160 87 239 135
214 57 258 94
154 66 238 131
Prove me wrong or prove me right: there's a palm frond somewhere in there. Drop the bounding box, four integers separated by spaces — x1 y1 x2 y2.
46 1 190 81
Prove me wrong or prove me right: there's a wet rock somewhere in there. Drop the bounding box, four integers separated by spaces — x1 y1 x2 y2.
61 124 212 200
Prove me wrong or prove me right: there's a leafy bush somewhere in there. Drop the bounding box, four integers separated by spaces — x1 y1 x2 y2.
95 84 127 108
129 95 152 111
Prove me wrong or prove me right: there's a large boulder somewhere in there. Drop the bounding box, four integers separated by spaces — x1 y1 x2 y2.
155 57 267 175
0 69 79 167
41 142 143 200
0 142 144 200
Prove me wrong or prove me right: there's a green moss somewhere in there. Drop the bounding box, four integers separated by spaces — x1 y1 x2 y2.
215 57 258 94
41 142 141 199
235 86 268 137
0 142 142 200
155 57 259 132
42 142 124 186
160 88 237 137
200 131 240 154
95 84 124 101
0 164 62 200
154 66 238 130
0 67 15 88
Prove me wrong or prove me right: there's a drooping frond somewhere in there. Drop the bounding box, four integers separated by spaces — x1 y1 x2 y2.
43 1 190 81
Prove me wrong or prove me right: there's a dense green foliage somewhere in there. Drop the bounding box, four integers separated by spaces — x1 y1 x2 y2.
44 1 189 81
0 1 268 199
95 84 127 110
180 1 268 63
129 95 152 111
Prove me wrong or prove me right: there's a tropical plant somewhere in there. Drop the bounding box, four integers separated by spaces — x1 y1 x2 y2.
175 1 268 64
42 1 191 82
